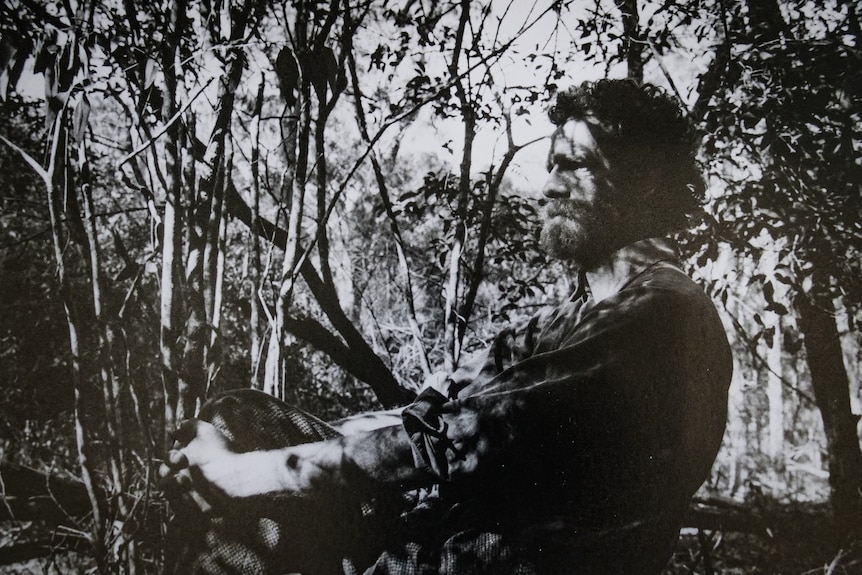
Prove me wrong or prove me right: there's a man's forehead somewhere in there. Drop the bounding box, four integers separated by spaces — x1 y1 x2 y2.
549 117 602 155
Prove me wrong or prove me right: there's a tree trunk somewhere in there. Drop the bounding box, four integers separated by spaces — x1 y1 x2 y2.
249 77 265 388
160 0 187 441
444 0 474 371
616 0 643 83
765 321 784 459
795 289 862 533
41 115 107 571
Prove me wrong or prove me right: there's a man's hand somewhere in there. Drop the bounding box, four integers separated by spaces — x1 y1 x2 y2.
160 419 344 512
159 419 278 511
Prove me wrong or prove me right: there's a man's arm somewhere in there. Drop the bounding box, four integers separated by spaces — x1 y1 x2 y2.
161 419 431 503
165 278 730 505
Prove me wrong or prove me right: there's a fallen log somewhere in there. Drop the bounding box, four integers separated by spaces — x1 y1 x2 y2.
0 533 91 565
684 496 767 533
0 461 96 522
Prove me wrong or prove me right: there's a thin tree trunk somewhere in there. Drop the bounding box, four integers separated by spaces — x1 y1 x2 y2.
208 148 229 393
263 100 298 396
346 47 431 379
315 101 336 291
764 316 784 498
160 0 187 442
616 0 644 83
765 321 784 456
207 127 233 394
249 77 265 388
271 91 310 398
40 116 107 572
444 0 473 371
762 251 785 497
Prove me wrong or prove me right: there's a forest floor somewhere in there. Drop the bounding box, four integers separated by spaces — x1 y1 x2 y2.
669 530 861 575
0 502 859 574
667 500 861 575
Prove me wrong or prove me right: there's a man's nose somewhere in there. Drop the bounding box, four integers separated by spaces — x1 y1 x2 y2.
541 169 570 199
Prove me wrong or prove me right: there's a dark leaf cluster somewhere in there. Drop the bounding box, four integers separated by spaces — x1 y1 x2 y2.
702 38 862 309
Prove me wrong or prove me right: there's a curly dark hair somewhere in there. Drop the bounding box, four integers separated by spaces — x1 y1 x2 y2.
548 79 705 233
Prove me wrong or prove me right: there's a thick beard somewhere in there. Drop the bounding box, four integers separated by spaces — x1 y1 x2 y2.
540 200 618 270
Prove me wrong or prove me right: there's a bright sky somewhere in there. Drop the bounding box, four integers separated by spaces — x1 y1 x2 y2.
10 0 711 202
396 1 625 197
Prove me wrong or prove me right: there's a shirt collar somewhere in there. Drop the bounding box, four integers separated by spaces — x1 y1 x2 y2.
584 237 681 303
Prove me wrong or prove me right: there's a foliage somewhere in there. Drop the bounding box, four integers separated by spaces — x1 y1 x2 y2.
699 21 862 318
396 170 556 324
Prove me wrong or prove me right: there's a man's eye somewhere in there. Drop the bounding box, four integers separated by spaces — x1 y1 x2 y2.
556 158 586 171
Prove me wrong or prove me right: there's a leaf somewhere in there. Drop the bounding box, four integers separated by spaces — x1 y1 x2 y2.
45 65 63 125
0 36 18 72
112 228 132 265
114 262 141 283
143 56 157 89
774 273 793 286
57 40 79 93
763 280 775 304
0 134 51 187
275 47 299 105
766 302 789 316
764 326 775 348
33 29 59 75
72 96 91 143
304 47 337 100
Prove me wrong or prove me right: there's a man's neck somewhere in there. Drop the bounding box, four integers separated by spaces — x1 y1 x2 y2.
583 237 679 303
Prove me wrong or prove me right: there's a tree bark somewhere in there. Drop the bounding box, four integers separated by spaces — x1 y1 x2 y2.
444 0 474 371
795 288 862 534
160 0 187 441
248 77 265 388
41 115 106 570
616 0 644 83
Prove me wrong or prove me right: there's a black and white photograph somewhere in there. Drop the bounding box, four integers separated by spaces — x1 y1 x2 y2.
0 0 860 573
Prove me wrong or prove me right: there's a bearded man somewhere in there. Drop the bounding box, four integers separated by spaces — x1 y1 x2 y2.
161 79 732 575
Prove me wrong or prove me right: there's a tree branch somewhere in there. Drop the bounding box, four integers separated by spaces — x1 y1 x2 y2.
225 182 415 407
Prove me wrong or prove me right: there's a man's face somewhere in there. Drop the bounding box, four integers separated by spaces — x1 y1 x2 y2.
540 117 622 269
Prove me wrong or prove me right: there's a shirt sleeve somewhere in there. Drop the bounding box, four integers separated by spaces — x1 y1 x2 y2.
401 278 732 498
